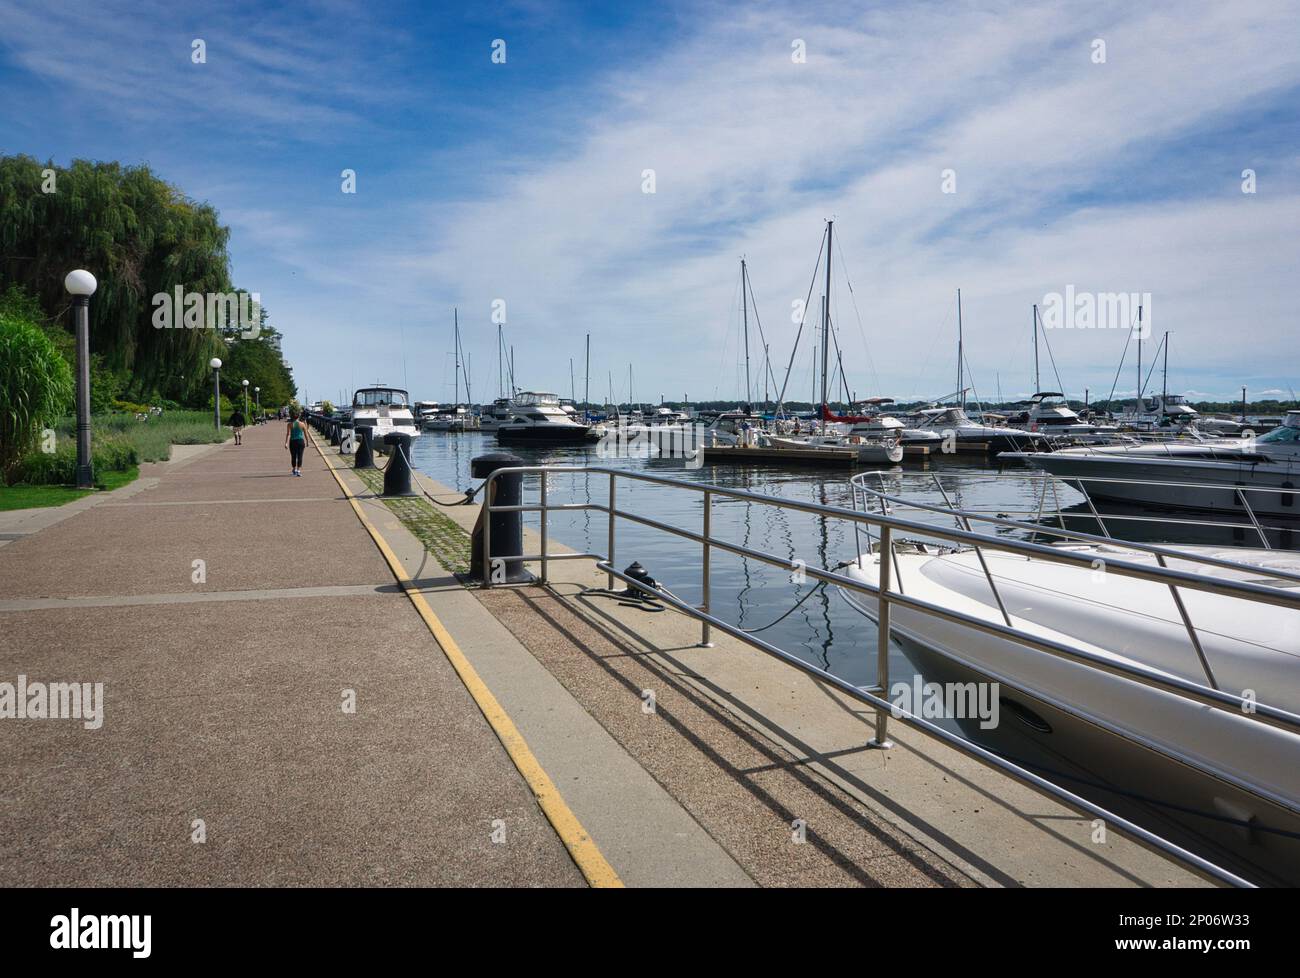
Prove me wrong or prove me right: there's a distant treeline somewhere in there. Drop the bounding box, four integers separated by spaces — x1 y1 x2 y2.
565 398 1298 415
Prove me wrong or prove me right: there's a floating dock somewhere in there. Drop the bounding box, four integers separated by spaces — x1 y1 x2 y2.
703 445 860 467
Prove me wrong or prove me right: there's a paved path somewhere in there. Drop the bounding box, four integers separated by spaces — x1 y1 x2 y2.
0 422 583 886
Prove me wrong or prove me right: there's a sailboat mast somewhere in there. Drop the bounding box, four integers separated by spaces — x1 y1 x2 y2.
584 333 590 419
453 307 460 408
497 323 503 399
957 288 964 408
821 220 832 432
1032 303 1040 392
1136 304 1143 403
741 258 751 404
1163 330 1169 400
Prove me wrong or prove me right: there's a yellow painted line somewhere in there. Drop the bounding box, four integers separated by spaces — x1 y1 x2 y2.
310 431 622 888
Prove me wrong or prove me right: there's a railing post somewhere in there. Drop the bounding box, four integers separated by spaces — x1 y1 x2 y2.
869 525 894 749
606 475 616 590
482 475 494 588
539 470 549 584
700 489 713 647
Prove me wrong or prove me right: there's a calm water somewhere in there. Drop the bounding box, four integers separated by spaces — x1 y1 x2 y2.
409 433 1093 690
411 432 1299 691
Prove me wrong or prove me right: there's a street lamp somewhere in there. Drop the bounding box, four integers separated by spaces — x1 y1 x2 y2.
64 270 97 489
210 357 223 430
254 386 260 420
242 378 250 419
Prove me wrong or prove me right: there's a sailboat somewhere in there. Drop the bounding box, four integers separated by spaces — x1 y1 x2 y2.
767 221 903 464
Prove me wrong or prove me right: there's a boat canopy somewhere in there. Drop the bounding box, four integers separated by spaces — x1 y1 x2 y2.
354 387 409 407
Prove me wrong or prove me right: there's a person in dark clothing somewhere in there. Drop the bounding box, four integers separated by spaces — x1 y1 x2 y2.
229 408 246 445
285 409 306 476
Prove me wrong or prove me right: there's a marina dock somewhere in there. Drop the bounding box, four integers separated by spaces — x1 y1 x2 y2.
0 423 1213 887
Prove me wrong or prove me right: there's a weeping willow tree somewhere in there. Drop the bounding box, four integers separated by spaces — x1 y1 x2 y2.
0 155 232 402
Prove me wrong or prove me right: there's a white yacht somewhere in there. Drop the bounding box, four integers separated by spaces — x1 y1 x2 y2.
1118 393 1246 437
842 534 1300 885
823 400 943 447
1010 411 1300 517
905 405 1052 453
1010 392 1119 442
495 391 594 444
350 386 421 441
414 401 441 430
425 404 471 432
479 398 513 431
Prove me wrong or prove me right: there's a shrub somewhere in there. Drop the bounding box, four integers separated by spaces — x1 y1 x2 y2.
11 434 137 486
0 312 74 483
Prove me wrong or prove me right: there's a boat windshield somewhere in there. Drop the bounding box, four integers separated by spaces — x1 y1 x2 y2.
355 389 408 408
1257 424 1300 444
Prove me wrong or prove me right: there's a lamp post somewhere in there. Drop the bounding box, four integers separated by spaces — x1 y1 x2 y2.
64 270 97 489
242 378 250 419
254 386 260 421
210 358 223 430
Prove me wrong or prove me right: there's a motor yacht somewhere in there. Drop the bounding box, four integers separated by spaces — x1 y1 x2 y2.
1009 410 1300 517
1009 392 1119 443
495 391 594 444
350 386 421 441
904 405 1052 453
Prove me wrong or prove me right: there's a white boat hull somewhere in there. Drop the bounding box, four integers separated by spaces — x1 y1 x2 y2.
844 544 1300 884
1026 452 1300 518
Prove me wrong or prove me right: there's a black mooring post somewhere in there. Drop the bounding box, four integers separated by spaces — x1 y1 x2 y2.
382 433 416 496
470 452 532 583
355 425 375 469
329 420 340 446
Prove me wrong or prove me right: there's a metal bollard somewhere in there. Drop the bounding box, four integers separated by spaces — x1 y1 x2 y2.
470 452 532 584
382 433 417 496
339 422 355 455
355 425 375 469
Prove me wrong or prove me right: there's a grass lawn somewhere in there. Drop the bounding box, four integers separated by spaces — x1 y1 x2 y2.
0 466 139 512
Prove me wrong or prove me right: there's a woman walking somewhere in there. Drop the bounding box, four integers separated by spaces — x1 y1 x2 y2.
229 407 246 445
285 409 307 476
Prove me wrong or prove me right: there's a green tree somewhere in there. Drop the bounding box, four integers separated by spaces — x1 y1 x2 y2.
0 155 231 402
0 309 74 482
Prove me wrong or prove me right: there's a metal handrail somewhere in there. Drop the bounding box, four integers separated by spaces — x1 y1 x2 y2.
477 463 1300 886
483 465 1300 729
849 471 1300 588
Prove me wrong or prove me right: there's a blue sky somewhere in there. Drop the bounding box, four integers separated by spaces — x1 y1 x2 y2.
2 0 1297 406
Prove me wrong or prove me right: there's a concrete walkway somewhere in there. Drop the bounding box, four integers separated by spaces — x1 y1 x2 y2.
0 422 583 886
